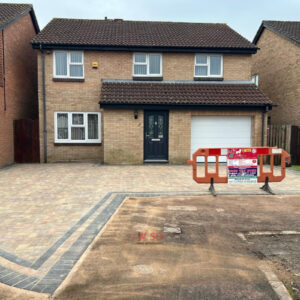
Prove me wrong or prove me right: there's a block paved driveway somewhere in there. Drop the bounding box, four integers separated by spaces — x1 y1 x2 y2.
0 163 299 296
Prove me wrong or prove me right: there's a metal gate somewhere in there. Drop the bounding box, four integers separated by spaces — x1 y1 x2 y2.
14 119 40 163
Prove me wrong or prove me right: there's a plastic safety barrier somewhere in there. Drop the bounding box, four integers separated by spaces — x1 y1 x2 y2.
188 147 290 196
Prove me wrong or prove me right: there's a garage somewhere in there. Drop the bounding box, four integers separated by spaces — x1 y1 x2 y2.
191 116 252 162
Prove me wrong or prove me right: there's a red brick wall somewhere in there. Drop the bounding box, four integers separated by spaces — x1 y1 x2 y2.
0 13 38 168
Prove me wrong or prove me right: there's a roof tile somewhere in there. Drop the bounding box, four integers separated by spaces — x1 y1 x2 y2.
32 18 256 50
100 81 272 106
0 3 32 29
254 21 300 45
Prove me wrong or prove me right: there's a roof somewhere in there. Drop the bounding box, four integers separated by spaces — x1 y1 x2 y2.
253 21 300 46
0 3 39 33
100 81 272 107
32 18 257 53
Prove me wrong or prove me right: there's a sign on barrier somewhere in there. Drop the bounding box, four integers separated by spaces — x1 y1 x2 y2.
227 148 258 184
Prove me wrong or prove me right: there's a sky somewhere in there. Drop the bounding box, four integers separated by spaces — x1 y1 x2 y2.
3 0 300 41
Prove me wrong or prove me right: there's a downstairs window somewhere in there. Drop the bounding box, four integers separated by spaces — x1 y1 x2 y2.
54 112 101 143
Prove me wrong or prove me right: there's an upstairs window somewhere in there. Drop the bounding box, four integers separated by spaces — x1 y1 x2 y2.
54 51 84 79
133 53 162 77
194 54 223 78
55 112 101 143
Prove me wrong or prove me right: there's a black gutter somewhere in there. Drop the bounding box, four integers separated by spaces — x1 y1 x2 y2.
99 103 272 111
261 106 269 146
1 30 6 111
40 45 47 163
31 43 257 54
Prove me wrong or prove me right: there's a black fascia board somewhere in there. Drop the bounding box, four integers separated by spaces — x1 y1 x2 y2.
32 43 257 54
29 8 40 33
99 103 272 111
253 23 265 45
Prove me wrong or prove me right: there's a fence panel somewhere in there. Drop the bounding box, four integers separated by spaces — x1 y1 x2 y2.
268 124 299 165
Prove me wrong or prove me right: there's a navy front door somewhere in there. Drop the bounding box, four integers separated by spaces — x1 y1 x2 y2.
144 111 168 161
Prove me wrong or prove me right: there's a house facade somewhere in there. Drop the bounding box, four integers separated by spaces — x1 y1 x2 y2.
252 21 300 125
0 4 39 168
32 18 272 164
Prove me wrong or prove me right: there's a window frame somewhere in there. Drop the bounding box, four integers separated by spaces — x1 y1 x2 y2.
54 112 101 144
251 74 259 86
132 53 163 77
53 51 85 79
194 54 223 78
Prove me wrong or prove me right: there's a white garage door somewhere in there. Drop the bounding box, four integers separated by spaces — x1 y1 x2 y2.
191 116 252 162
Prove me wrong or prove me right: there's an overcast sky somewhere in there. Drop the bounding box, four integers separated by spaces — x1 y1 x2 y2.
4 0 300 41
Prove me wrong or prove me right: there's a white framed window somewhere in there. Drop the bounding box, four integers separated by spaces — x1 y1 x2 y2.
54 112 101 143
53 51 84 79
194 54 223 78
133 53 162 77
251 74 259 86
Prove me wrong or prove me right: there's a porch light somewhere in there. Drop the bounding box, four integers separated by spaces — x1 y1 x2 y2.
134 110 138 119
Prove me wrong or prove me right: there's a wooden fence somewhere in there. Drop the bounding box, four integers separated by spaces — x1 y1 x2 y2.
267 124 300 165
14 119 40 163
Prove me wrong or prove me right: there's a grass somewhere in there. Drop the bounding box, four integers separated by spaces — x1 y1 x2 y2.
285 283 297 300
291 165 300 172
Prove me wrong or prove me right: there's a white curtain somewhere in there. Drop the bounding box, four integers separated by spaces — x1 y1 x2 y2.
57 113 68 139
149 55 161 74
55 52 67 76
71 127 85 140
134 65 147 75
210 56 221 75
88 114 98 139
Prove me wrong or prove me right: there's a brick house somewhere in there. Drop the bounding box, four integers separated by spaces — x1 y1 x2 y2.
32 18 272 164
0 4 39 168
252 21 300 125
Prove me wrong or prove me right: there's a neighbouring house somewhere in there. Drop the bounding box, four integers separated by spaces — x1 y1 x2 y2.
252 21 300 125
0 3 39 168
32 18 272 164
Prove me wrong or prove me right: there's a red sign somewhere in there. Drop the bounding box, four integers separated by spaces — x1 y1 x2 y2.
138 232 163 242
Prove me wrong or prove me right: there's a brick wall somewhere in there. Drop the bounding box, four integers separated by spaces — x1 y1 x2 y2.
103 109 264 164
103 109 144 164
162 53 251 81
0 13 38 168
252 28 300 125
38 50 254 163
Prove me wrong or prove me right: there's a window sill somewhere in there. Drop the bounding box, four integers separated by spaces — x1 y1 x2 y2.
132 76 163 81
194 77 223 81
54 143 101 146
53 78 85 82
